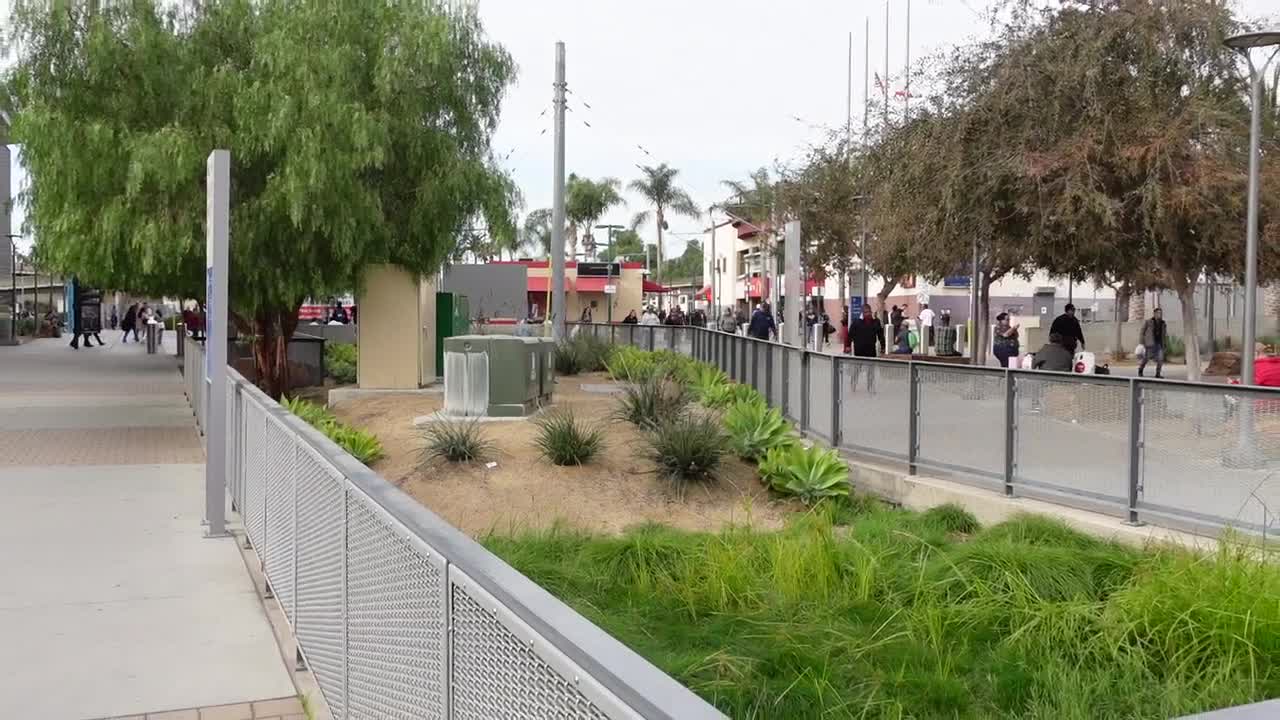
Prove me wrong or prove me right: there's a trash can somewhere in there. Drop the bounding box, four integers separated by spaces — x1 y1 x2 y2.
146 322 158 354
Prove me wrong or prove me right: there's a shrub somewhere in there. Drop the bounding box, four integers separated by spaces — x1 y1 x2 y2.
553 341 583 375
758 445 850 504
644 413 729 490
325 342 358 384
685 363 729 401
282 396 383 464
1163 333 1186 358
571 333 613 372
701 381 764 410
420 420 493 463
533 409 604 465
922 503 981 534
723 399 793 461
613 376 689 429
606 346 657 382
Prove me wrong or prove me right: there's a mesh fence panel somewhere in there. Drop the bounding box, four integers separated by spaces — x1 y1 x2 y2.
807 354 834 442
1014 375 1130 511
449 569 619 720
916 366 1005 482
675 327 693 356
1140 384 1280 533
243 399 267 552
264 414 297 624
784 347 802 423
750 341 769 396
769 344 785 408
839 359 910 459
652 327 673 352
294 442 348 718
346 489 448 720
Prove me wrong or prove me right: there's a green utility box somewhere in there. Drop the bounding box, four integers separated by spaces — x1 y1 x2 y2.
436 292 471 379
534 337 556 403
442 334 542 417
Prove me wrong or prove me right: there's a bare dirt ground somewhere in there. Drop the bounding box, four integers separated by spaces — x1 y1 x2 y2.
328 372 798 537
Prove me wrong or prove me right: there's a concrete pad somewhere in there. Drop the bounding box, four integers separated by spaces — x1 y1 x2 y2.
0 464 294 719
0 403 196 430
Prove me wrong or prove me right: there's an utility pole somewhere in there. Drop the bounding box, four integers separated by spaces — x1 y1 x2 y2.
550 42 567 341
708 206 717 317
846 31 853 143
883 1 890 132
970 240 980 362
904 0 911 122
863 17 870 144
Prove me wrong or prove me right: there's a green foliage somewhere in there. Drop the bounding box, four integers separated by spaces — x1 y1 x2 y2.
1164 334 1186 359
684 363 729 401
700 381 763 410
553 341 584 375
921 503 981 534
571 333 613 372
325 342 358 384
282 396 383 464
613 376 689 430
757 444 849 504
643 413 728 489
533 409 605 466
606 346 658 382
487 509 1280 720
723 399 793 461
629 163 701 283
419 420 493 464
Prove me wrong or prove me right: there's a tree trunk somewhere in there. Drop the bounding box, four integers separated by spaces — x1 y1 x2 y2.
253 305 301 400
1128 291 1146 323
1173 277 1202 382
1114 281 1131 359
976 274 993 366
876 276 899 316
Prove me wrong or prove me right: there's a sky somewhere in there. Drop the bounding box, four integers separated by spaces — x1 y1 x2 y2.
5 0 1279 258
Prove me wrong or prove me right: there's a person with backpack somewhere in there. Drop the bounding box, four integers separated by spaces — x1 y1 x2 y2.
1138 307 1167 379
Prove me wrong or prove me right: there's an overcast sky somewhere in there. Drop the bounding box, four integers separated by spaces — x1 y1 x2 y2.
6 0 1278 257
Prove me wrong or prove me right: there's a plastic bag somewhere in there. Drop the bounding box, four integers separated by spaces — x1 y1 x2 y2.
1133 344 1145 358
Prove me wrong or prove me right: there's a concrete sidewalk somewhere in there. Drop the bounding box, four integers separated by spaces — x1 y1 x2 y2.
0 337 295 720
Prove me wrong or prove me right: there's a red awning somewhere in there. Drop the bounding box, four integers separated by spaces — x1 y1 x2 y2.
642 279 669 293
527 276 574 292
697 286 711 300
575 277 611 293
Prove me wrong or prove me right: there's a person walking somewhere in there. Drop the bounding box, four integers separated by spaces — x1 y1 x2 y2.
109 306 119 330
622 309 638 324
890 305 904 344
1138 307 1167 379
918 303 936 351
120 303 139 343
580 305 593 323
1049 303 1086 350
748 302 777 341
991 313 1021 368
719 308 738 334
848 304 886 392
838 318 851 354
640 307 660 325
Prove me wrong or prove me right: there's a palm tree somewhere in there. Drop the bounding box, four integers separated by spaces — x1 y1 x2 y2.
521 208 553 258
566 174 625 259
628 163 700 287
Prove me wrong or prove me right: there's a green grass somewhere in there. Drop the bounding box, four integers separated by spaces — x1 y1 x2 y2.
485 508 1280 719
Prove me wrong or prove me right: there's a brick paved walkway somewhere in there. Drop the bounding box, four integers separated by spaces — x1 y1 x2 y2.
0 337 296 720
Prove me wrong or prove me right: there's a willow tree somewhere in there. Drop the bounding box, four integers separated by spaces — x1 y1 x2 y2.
4 0 515 396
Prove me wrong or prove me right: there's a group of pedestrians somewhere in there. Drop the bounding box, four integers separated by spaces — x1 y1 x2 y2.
616 305 706 327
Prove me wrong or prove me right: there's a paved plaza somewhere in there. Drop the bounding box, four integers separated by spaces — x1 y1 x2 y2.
0 336 295 720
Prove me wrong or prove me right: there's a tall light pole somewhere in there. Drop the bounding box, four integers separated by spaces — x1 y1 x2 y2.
550 41 568 341
1225 25 1280 386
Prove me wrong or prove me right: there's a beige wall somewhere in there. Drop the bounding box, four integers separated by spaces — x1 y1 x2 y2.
357 264 421 389
526 266 644 322
419 278 438 384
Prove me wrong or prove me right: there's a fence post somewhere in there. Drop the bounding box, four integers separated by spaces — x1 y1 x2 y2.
610 323 616 345
908 362 919 475
766 342 774 404
1126 378 1144 525
831 358 841 446
751 341 760 388
1003 370 1016 497
647 326 655 352
801 351 811 434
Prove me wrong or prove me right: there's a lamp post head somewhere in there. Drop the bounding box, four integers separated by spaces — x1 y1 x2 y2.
1225 24 1280 50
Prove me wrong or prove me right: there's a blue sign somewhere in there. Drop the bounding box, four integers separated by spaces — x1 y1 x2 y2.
848 295 864 319
943 276 971 288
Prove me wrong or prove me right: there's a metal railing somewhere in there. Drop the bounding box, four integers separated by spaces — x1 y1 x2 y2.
180 337 725 720
572 322 1280 538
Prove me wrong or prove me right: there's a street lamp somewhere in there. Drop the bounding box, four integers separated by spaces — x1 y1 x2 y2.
595 224 625 324
1225 24 1280 386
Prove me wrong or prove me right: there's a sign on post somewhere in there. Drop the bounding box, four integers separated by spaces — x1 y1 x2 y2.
205 150 230 537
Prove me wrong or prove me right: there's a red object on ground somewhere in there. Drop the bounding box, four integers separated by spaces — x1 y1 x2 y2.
1254 356 1280 387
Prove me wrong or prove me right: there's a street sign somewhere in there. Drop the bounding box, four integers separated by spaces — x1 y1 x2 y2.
604 284 617 295
849 295 864 318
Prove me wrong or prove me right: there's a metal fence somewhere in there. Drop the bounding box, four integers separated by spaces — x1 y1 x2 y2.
181 337 726 720
590 322 1280 538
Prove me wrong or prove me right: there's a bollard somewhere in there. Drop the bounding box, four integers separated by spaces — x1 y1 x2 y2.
146 322 158 354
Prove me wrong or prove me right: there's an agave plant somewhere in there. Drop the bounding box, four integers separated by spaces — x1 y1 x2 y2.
759 445 850 505
685 364 729 402
723 399 794 461
701 381 764 410
606 346 657 382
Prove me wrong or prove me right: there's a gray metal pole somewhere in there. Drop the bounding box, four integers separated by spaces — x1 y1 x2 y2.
846 31 852 142
883 2 890 131
551 42 568 342
970 240 980 361
1241 61 1263 386
863 17 870 144
904 0 911 122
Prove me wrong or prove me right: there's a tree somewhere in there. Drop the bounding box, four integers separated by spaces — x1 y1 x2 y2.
565 174 624 260
5 0 516 396
629 163 701 289
598 229 644 263
662 239 703 282
521 208 553 258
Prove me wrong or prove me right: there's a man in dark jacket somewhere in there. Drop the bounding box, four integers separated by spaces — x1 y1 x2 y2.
848 305 886 392
1049 303 1086 350
1033 333 1076 372
747 302 777 341
1138 307 1166 378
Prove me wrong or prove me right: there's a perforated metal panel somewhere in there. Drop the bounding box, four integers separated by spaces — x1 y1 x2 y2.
1014 375 1129 511
839 358 910 459
769 344 785 408
345 488 447 720
652 327 672 352
264 414 297 623
294 442 348 718
449 568 639 720
1140 384 1280 533
674 327 692 356
915 366 1005 483
807 354 834 442
243 399 267 552
750 341 768 396
784 347 802 422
